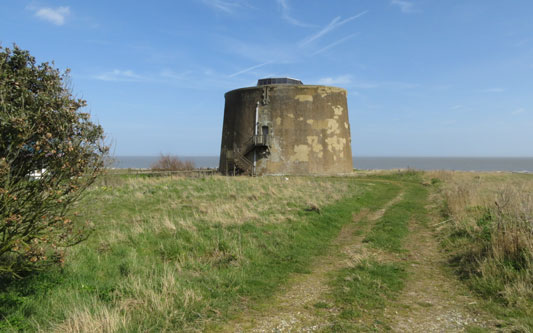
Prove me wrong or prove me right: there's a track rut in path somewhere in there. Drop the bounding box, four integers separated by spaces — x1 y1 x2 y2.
215 181 504 333
219 190 405 333
384 209 494 332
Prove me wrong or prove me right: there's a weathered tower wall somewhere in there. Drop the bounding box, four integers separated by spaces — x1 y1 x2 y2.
219 84 353 175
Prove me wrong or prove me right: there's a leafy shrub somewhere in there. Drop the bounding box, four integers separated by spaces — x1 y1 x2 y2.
0 45 108 278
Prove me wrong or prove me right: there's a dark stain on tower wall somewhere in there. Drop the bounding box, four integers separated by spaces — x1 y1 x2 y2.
219 78 353 175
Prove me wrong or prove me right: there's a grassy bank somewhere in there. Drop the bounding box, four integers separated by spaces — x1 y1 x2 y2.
3 170 530 331
0 175 398 331
429 171 533 329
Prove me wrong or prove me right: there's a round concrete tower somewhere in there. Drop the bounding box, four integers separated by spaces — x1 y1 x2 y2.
219 78 353 175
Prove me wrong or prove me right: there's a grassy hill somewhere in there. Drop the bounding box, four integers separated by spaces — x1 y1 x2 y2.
0 171 531 332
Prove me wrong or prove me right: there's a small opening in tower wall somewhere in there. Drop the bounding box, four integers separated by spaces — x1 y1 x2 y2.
262 126 269 144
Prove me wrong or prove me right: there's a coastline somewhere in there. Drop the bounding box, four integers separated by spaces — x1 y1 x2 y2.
109 156 533 173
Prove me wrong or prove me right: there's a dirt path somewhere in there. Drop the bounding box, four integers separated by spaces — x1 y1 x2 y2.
385 206 494 332
219 191 405 332
217 182 496 333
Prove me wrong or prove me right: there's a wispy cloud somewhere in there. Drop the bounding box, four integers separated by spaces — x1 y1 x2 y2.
317 75 352 85
315 78 416 89
432 84 453 91
90 66 252 91
158 68 228 89
160 69 193 80
312 33 358 55
320 77 376 89
512 108 526 115
31 6 70 25
277 0 315 28
93 69 147 82
201 0 247 14
478 88 505 93
220 36 299 64
299 11 368 47
228 61 273 78
351 81 379 89
391 0 415 14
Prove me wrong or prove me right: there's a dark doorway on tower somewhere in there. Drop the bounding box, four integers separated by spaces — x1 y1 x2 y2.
261 126 269 145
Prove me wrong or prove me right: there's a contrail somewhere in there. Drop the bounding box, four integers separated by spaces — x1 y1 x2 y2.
228 61 273 78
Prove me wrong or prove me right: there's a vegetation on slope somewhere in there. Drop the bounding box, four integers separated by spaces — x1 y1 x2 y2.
1 170 531 331
430 171 533 328
0 175 381 331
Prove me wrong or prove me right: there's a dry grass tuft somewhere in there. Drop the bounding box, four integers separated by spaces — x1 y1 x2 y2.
51 303 127 333
93 175 351 229
429 171 533 309
43 175 356 331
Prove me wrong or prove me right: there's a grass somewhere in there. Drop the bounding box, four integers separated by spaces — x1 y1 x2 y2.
328 260 407 332
0 175 399 331
3 170 530 331
364 182 428 253
428 171 533 330
324 171 428 331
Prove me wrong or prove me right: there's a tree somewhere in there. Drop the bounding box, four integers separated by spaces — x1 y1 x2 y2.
0 45 108 278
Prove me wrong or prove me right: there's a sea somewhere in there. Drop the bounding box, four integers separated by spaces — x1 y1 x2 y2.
111 156 533 173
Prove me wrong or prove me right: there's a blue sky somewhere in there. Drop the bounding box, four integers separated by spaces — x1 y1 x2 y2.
2 0 532 157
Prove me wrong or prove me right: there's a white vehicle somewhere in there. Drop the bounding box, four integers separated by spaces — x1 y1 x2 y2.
28 168 46 180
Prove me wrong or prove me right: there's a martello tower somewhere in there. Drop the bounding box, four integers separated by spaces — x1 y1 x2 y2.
219 78 353 175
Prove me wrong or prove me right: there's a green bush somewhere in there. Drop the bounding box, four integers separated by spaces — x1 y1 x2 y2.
0 45 108 278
